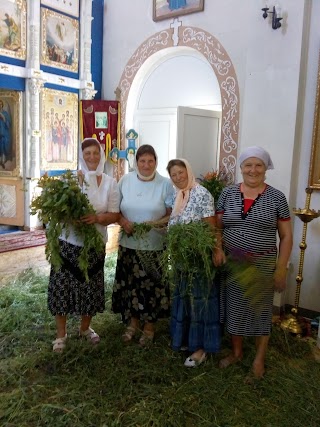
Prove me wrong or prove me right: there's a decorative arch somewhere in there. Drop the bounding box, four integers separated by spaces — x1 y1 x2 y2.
117 24 239 183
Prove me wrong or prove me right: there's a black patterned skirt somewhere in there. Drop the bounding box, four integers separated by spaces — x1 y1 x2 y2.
48 239 105 316
111 246 170 324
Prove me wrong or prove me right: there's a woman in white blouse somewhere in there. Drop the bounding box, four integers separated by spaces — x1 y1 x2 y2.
49 138 120 352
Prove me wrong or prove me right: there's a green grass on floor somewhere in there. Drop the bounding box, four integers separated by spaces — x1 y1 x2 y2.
0 251 320 427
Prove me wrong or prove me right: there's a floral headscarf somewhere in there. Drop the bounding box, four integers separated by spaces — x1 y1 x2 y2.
171 158 198 217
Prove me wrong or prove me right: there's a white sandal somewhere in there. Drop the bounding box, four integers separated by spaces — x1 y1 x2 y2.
79 327 100 344
184 352 207 368
52 334 67 353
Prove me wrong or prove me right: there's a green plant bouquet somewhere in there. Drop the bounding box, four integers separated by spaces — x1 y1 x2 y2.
162 221 217 289
30 171 105 281
198 170 228 204
224 252 275 312
120 222 167 279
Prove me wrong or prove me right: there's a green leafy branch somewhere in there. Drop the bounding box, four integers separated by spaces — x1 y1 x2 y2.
30 171 105 282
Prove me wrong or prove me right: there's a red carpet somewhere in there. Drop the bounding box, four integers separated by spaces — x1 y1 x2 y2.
0 230 47 253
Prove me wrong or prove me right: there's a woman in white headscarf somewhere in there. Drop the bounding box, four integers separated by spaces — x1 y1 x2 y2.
112 144 174 346
216 146 293 379
166 158 225 367
49 138 120 352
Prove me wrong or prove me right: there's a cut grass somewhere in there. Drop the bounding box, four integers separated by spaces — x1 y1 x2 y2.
0 251 320 427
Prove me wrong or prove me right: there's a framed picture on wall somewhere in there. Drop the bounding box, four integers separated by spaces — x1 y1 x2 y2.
0 0 27 60
309 56 320 190
41 8 79 73
0 90 22 178
153 0 204 22
41 0 80 18
40 88 78 171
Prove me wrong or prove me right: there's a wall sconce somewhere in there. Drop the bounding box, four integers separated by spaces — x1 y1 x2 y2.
262 5 283 30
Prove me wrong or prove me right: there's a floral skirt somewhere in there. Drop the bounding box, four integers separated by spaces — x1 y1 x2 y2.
170 273 221 353
111 246 170 324
48 240 105 316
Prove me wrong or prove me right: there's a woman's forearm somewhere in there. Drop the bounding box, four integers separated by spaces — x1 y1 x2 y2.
96 212 120 226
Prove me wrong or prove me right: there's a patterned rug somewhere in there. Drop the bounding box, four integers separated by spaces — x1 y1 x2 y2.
0 230 47 253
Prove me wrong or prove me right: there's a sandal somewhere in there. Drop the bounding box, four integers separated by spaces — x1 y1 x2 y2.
122 326 136 343
184 352 207 368
139 331 154 347
79 327 100 345
52 334 67 353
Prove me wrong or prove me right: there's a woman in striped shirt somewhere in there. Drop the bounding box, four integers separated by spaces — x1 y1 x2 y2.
216 146 293 379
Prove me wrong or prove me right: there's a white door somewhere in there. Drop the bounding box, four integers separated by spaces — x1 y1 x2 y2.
134 108 177 177
176 107 221 180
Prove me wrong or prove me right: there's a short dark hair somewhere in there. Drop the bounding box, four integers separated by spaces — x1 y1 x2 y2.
81 138 100 151
136 144 157 161
166 159 186 175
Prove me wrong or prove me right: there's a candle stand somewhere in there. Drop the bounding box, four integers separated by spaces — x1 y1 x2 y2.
280 188 320 335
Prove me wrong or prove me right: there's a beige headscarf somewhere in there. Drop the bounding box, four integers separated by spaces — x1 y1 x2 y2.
171 158 198 217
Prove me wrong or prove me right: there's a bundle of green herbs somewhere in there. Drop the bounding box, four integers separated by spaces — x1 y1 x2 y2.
30 171 105 281
224 253 275 311
162 221 217 289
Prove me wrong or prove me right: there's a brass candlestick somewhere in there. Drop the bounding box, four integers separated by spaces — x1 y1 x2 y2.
281 188 320 335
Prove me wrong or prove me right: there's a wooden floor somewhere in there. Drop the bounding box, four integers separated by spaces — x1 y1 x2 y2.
0 225 120 286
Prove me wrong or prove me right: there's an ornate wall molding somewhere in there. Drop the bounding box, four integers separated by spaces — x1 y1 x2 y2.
117 24 240 183
80 88 97 100
27 77 44 176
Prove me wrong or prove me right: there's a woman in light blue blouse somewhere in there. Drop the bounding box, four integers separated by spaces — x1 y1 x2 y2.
112 145 174 346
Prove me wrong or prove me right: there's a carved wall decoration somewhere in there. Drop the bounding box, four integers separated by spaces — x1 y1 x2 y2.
117 25 240 183
0 179 24 225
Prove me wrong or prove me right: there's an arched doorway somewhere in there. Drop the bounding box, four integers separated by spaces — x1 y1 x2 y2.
117 23 240 182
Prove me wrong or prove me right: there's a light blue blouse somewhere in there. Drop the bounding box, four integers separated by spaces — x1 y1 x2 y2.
119 171 174 250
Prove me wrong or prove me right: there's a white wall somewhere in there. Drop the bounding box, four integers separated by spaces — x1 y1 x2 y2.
286 0 320 313
102 0 320 313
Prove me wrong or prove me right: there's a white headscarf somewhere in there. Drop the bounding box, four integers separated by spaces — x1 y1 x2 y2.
239 146 274 170
79 138 105 177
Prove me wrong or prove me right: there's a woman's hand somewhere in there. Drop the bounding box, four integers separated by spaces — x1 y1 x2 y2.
213 247 226 267
77 170 84 186
273 266 287 292
80 214 98 225
119 215 134 235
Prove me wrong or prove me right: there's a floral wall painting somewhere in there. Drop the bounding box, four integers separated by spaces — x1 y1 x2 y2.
0 90 22 178
41 88 78 171
153 0 204 22
41 8 79 73
0 0 27 60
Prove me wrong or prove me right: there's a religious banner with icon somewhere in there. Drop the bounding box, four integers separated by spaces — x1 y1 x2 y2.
80 100 120 163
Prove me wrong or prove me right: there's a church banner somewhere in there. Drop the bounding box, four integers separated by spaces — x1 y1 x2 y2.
80 100 120 162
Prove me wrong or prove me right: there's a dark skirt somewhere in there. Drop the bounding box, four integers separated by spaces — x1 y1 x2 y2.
48 239 105 316
111 245 170 323
170 273 221 353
